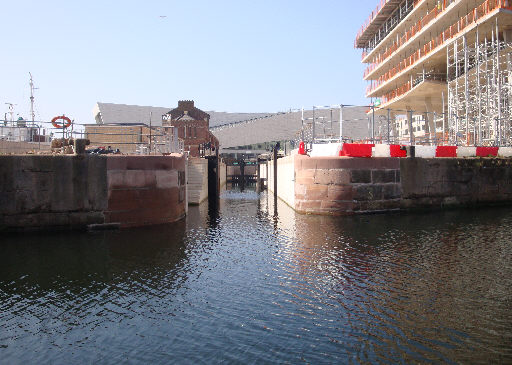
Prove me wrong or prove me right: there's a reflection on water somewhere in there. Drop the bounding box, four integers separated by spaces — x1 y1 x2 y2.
1 188 511 363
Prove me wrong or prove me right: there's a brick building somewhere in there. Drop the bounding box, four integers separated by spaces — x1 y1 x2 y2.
162 100 219 157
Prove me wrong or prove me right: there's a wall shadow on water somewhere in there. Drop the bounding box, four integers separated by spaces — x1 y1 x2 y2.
0 219 189 298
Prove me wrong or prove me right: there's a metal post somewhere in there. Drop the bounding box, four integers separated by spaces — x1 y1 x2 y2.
386 108 390 144
312 106 316 146
442 91 446 145
455 115 459 145
454 38 459 144
433 111 437 145
339 105 343 142
266 155 269 191
408 110 414 145
273 145 278 214
477 27 482 146
464 34 470 145
149 111 152 154
256 158 260 193
496 18 502 146
371 105 375 142
301 107 304 141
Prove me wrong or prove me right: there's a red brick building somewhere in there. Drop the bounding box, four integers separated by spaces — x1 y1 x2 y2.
162 100 219 157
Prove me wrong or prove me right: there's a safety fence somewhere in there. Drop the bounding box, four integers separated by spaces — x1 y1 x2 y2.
296 103 512 148
365 0 512 98
0 120 184 155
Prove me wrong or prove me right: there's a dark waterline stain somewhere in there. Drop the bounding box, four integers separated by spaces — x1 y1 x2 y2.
1 189 511 363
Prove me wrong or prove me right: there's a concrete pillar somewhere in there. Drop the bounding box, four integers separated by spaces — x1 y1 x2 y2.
424 98 436 144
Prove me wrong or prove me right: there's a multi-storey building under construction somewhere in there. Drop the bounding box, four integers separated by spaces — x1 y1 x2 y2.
355 0 512 146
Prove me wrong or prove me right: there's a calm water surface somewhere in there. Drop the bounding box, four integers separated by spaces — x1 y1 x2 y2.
1 189 511 363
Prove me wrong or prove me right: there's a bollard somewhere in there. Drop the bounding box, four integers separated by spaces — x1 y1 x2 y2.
74 139 90 155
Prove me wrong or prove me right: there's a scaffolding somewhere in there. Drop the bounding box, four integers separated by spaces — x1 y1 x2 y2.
447 23 512 146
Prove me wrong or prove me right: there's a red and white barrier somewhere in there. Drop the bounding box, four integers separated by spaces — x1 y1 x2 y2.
309 143 342 157
308 142 512 159
498 147 512 157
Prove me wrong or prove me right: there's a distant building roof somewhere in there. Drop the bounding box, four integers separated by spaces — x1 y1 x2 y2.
211 107 370 149
164 100 209 122
92 102 273 128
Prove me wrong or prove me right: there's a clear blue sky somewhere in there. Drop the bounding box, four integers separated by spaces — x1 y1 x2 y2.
1 0 377 124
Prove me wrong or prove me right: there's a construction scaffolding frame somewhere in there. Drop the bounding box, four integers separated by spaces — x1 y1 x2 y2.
447 22 512 146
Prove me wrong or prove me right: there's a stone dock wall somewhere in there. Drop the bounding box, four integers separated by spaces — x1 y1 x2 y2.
0 154 187 231
291 155 512 215
106 155 187 228
294 156 401 214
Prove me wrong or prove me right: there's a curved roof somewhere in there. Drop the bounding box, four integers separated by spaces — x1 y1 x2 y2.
93 102 272 128
212 107 370 148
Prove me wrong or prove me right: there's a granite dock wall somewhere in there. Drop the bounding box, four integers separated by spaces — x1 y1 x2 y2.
105 155 187 228
291 155 512 215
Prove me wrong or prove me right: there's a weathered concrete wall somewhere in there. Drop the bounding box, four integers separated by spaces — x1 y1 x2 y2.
0 155 107 230
187 157 208 205
294 155 401 215
105 155 186 228
400 158 512 208
268 154 296 208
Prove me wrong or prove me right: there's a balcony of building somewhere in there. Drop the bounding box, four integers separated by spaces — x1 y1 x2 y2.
372 73 448 115
361 0 442 63
355 0 407 49
366 2 512 97
363 0 510 82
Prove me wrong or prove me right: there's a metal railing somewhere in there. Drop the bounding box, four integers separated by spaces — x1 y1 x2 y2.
0 120 184 155
295 104 512 147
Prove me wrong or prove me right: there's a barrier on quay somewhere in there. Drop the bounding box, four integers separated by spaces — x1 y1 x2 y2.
310 143 512 158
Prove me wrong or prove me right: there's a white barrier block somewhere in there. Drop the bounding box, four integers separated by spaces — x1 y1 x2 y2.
415 145 436 158
310 143 342 157
374 144 391 157
498 147 512 157
457 146 477 157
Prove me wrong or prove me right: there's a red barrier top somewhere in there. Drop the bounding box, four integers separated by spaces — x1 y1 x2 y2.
435 146 457 157
340 144 375 158
390 144 407 157
476 147 499 157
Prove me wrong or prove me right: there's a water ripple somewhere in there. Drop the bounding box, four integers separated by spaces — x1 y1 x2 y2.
1 192 511 363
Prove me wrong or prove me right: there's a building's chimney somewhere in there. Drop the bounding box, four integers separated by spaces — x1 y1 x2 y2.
178 100 194 110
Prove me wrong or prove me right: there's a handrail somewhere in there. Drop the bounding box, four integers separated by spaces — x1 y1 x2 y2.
356 0 424 48
366 0 512 97
364 0 450 78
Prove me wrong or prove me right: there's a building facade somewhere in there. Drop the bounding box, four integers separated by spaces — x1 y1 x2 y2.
356 0 512 145
84 125 151 153
162 100 219 157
